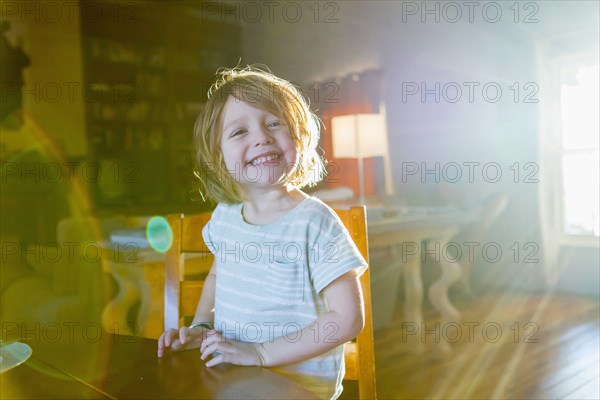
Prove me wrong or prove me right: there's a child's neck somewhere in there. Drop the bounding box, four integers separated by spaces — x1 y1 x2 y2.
241 188 309 225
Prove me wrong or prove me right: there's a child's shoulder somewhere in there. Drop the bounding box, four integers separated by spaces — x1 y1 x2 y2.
210 196 339 225
209 201 241 220
302 195 335 213
299 196 345 225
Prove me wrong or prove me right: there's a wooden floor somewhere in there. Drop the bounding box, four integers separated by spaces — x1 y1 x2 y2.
371 290 600 400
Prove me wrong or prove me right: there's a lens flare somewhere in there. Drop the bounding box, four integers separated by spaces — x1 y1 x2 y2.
146 216 173 253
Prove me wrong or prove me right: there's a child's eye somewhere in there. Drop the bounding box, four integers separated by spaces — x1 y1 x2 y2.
230 129 246 137
267 121 281 128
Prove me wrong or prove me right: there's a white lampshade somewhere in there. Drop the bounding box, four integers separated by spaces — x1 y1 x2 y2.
331 113 388 158
330 112 394 197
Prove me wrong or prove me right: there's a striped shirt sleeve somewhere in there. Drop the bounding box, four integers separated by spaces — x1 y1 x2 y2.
308 206 368 294
202 203 221 256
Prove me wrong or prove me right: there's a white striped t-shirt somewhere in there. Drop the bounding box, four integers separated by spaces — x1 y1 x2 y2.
201 195 368 399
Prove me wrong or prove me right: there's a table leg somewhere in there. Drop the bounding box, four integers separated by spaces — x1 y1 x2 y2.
427 234 462 353
141 261 165 339
101 262 144 336
403 254 425 353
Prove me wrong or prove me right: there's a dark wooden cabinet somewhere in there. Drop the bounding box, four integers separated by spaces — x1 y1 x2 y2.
80 1 240 215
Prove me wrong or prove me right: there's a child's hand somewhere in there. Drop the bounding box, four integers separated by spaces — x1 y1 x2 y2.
200 330 267 368
157 326 208 357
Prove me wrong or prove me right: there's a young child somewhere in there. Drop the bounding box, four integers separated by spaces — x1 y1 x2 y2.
157 66 368 399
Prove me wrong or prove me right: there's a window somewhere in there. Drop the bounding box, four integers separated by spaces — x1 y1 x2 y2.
560 64 599 237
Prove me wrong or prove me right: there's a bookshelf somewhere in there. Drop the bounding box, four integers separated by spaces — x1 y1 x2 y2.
80 1 240 215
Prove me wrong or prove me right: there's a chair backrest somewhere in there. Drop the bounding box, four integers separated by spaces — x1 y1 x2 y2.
165 206 377 399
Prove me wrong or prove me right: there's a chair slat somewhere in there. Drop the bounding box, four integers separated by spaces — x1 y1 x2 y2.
181 213 212 252
344 342 358 380
183 254 214 277
181 280 204 317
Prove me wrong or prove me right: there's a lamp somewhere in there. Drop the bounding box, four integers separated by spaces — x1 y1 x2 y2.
331 111 394 205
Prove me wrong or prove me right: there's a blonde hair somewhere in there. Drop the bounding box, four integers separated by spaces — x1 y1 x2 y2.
193 65 326 204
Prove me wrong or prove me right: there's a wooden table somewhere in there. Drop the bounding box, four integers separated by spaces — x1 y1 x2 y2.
367 208 474 353
1 354 109 399
1 333 320 399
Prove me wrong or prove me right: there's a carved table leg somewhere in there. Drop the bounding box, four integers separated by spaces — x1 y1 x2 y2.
403 251 425 353
101 262 144 336
427 230 462 353
140 261 165 339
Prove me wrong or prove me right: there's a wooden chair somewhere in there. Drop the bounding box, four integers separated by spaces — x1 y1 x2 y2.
165 206 377 399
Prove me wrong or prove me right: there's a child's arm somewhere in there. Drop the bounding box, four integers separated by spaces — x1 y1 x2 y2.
199 269 364 367
157 260 217 357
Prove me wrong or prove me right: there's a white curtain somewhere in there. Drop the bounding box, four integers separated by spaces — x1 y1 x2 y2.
536 41 561 288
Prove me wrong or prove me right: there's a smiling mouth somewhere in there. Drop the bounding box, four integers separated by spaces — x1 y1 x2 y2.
249 154 281 166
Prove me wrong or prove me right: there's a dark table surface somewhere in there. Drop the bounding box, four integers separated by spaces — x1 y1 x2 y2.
1 354 110 399
1 332 319 399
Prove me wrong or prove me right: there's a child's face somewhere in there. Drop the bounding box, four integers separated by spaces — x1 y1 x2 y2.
219 96 298 189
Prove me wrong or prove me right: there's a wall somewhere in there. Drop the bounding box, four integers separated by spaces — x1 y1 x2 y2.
1 0 87 158
239 1 599 294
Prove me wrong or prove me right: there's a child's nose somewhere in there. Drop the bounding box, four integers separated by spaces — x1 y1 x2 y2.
252 127 273 145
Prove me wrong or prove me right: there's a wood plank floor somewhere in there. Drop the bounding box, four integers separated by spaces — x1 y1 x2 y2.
369 290 600 399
